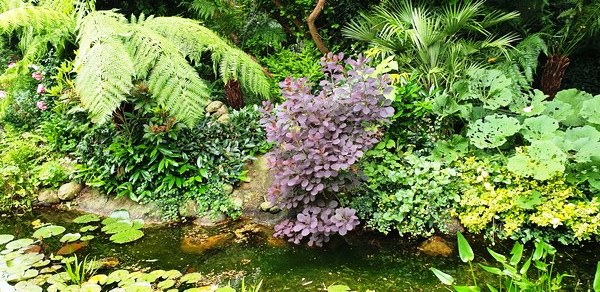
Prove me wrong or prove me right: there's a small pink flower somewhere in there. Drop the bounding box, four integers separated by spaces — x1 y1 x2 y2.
32 72 43 81
36 100 47 111
0 91 6 99
7 62 16 68
37 84 46 94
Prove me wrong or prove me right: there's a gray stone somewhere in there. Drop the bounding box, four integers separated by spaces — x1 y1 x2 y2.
259 201 273 212
57 182 82 201
268 205 281 214
179 199 198 218
68 188 163 224
232 197 243 208
194 212 227 227
223 184 234 195
205 101 224 113
38 189 60 204
217 113 230 124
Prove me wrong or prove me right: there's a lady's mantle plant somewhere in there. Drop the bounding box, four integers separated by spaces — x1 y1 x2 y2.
261 53 394 246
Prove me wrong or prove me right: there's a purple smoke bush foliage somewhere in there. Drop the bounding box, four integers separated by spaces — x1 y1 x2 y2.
260 52 395 246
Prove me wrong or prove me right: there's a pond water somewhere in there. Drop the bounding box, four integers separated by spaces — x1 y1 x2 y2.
1 208 599 291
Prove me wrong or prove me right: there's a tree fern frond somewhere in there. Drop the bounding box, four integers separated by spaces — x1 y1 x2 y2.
142 16 271 98
76 10 128 68
74 37 134 124
0 0 25 13
0 6 70 35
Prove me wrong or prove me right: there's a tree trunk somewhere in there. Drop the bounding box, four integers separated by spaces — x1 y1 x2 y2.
224 80 244 110
307 0 329 54
540 54 571 99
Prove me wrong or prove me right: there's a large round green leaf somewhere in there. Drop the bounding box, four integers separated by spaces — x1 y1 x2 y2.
32 225 66 239
5 238 34 250
59 233 81 243
109 229 144 244
0 234 15 245
72 214 101 224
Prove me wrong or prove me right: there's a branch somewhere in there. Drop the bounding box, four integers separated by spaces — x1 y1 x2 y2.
307 0 328 54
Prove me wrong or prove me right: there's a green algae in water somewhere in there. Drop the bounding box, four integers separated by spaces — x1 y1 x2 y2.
0 209 599 291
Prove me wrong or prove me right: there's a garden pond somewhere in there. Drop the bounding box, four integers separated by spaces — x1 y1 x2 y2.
1 207 599 291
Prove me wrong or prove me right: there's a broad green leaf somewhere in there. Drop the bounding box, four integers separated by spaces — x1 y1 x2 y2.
109 229 144 244
102 221 133 234
32 225 66 239
467 114 521 149
157 279 176 290
14 281 42 292
479 264 502 275
0 234 14 245
580 95 600 125
80 235 95 241
80 225 98 232
520 115 559 141
507 141 567 180
106 269 130 284
486 284 499 292
72 214 101 224
162 270 183 279
430 267 455 285
59 233 81 243
515 191 542 210
510 90 547 116
215 287 236 292
487 248 506 263
509 242 524 266
465 69 513 110
457 231 474 263
453 286 481 292
554 88 592 126
558 126 600 152
520 258 532 275
542 99 573 123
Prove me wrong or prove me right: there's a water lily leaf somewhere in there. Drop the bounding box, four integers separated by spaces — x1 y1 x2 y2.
46 272 70 285
158 279 176 289
102 222 133 235
40 265 63 274
6 239 34 250
79 283 102 292
131 219 144 230
0 234 14 245
150 270 165 277
7 268 39 282
32 259 50 268
137 273 159 283
80 235 95 241
88 274 108 285
32 225 66 239
162 270 183 279
59 233 81 243
101 217 118 226
56 241 88 255
106 269 130 284
180 272 203 284
122 282 152 291
73 214 101 224
80 225 98 232
14 281 43 292
109 229 144 244
47 283 68 292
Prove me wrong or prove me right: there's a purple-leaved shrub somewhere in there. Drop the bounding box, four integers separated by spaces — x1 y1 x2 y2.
260 53 395 246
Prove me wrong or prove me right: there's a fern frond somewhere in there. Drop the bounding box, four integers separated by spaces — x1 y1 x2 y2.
0 6 70 35
141 16 271 98
74 37 134 124
132 25 211 126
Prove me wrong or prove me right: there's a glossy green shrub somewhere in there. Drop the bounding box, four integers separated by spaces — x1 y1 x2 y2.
353 142 461 237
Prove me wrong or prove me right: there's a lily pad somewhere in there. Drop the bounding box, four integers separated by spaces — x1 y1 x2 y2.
56 241 88 255
0 234 14 245
73 214 101 224
106 269 130 284
162 270 183 279
109 229 144 244
80 225 98 232
14 281 43 292
59 233 81 243
7 268 39 282
40 265 63 274
102 222 133 235
80 235 95 241
88 274 108 285
180 272 204 284
6 239 35 250
32 259 51 268
137 273 159 283
157 279 176 289
32 225 66 239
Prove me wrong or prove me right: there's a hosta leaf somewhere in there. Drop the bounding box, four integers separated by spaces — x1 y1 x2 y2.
109 229 144 244
467 114 521 149
32 225 66 239
554 88 592 126
59 233 81 243
73 214 101 224
507 141 567 180
580 95 600 125
520 115 559 141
